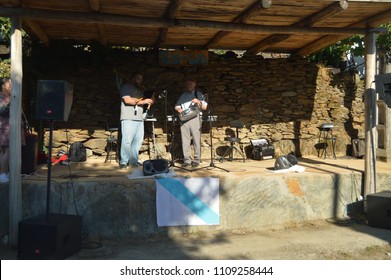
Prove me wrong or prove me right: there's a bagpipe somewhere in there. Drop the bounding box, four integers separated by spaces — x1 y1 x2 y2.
114 68 155 119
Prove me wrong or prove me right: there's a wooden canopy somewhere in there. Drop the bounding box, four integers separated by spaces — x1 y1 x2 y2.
1 0 391 56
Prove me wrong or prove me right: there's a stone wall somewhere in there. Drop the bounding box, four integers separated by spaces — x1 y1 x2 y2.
23 50 365 161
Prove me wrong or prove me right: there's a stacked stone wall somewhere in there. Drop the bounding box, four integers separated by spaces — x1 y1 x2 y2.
24 50 365 161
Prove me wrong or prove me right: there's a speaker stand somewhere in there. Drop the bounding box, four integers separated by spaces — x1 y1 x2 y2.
46 120 54 220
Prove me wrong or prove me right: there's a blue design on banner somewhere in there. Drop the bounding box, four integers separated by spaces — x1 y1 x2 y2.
157 178 219 224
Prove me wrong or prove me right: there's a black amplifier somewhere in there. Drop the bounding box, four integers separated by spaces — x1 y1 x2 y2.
367 190 391 229
250 139 275 160
18 214 82 259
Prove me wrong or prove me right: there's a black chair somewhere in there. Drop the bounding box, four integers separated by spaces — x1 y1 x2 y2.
219 120 246 162
318 123 337 159
105 123 119 163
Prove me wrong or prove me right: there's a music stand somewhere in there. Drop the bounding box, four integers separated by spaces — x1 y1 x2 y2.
194 106 229 172
145 117 160 159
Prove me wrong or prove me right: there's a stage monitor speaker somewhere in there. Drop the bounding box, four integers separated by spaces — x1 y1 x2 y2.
143 159 169 176
367 190 391 230
375 73 391 108
35 80 74 121
18 214 82 260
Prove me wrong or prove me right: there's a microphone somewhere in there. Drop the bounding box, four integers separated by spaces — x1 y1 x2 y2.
158 90 167 99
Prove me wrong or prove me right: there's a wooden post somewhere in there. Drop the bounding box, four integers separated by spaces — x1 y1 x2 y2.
363 31 377 199
9 16 23 247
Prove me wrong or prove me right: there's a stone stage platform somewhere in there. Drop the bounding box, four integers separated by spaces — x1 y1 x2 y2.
1 156 391 240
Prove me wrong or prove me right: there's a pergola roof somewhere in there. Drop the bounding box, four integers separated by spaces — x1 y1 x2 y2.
1 0 391 55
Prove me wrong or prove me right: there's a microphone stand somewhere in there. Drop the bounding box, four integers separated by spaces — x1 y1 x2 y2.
194 96 229 172
166 103 191 172
161 90 168 143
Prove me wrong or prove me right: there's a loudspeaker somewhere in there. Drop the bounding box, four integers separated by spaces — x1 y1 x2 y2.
143 159 169 176
18 214 82 260
35 80 74 121
367 190 391 229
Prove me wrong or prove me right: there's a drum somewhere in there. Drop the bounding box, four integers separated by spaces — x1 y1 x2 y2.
178 104 201 122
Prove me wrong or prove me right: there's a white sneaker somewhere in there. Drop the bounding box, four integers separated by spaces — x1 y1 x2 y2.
0 173 9 183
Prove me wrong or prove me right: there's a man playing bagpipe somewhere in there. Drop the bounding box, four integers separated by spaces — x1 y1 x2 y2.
119 72 155 168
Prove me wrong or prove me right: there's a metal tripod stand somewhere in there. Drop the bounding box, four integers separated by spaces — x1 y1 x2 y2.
166 109 192 172
194 106 229 172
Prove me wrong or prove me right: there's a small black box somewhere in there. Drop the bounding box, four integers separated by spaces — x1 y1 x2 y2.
21 134 38 175
18 214 82 260
367 191 391 229
250 139 275 160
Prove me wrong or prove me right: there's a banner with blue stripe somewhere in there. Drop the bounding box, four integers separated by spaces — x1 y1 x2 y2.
156 177 220 226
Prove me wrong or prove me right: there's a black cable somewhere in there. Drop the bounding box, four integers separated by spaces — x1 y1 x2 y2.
369 81 377 193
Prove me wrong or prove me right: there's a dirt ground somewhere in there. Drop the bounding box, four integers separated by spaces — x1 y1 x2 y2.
3 218 389 260
80 219 391 260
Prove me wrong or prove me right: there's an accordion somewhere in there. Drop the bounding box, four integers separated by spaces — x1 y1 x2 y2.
250 139 275 160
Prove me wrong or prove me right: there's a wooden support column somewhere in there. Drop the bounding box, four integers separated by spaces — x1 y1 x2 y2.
364 31 377 199
9 16 23 247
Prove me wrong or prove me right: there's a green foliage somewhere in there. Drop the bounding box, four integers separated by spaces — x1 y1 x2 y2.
309 24 391 68
0 17 11 41
1 18 11 78
377 23 391 52
309 35 364 68
0 59 11 78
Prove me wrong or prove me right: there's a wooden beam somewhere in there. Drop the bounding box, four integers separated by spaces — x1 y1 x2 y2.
155 0 187 49
10 0 22 6
155 27 168 48
297 8 391 56
245 0 348 55
261 0 272 9
97 23 107 45
238 0 273 24
168 0 187 19
206 0 273 49
88 1 106 45
299 0 348 28
364 7 391 28
177 18 364 35
89 0 101 12
206 31 231 49
296 35 347 57
23 19 50 46
0 6 369 35
245 34 290 55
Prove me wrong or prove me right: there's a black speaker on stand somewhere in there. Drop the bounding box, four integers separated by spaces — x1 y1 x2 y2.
18 80 82 260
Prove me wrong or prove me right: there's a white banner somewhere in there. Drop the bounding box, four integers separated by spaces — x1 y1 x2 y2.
156 177 220 226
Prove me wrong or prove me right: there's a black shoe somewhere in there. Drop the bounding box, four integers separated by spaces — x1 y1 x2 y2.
192 162 200 168
119 164 127 169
